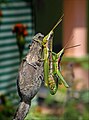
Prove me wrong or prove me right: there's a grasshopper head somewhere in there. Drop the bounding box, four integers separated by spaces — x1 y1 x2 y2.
46 31 54 41
42 31 54 45
58 48 64 58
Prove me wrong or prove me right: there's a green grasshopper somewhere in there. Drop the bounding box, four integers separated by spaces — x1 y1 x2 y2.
42 15 64 88
48 49 69 95
49 44 80 95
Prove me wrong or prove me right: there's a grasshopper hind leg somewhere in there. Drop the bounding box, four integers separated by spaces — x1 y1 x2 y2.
57 71 69 88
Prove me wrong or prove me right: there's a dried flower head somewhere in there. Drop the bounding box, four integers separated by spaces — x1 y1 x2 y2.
13 23 28 36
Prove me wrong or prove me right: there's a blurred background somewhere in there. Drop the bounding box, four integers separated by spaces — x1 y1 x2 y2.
0 0 89 120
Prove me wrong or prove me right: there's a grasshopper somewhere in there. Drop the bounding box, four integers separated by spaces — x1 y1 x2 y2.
42 15 64 88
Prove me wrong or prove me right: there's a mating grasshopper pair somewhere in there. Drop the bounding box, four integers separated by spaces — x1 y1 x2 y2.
41 15 80 95
41 14 69 95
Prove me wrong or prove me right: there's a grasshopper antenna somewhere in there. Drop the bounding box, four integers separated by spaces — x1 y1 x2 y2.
65 44 81 50
63 34 81 51
44 14 64 42
51 14 64 32
63 35 74 49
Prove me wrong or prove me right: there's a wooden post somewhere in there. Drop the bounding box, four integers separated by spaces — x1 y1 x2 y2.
63 0 88 90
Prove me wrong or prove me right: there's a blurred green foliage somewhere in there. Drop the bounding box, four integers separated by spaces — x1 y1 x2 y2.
0 90 89 120
80 90 89 105
25 90 89 120
0 97 15 120
62 55 89 70
60 100 89 120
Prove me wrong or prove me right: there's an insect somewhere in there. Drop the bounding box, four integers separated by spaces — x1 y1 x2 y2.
42 14 64 88
49 44 80 95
